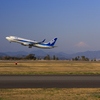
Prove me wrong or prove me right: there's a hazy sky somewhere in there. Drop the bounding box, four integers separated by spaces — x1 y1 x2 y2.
1 0 100 54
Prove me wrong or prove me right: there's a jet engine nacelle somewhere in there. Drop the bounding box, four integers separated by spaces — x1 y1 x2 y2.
21 43 29 46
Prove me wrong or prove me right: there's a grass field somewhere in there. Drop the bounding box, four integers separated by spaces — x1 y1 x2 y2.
0 62 100 75
0 62 100 100
0 88 100 100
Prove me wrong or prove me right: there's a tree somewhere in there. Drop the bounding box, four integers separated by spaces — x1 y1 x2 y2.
72 58 74 61
25 54 36 60
85 58 89 61
81 56 85 61
4 56 8 60
91 59 93 61
44 54 50 60
3 56 11 60
53 55 55 60
78 56 80 60
75 57 78 61
55 57 59 60
94 58 96 61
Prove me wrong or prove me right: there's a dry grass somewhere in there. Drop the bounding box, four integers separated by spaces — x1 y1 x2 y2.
0 62 100 100
0 62 100 75
0 88 100 100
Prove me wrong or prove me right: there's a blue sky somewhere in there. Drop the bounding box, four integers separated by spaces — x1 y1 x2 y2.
1 0 100 54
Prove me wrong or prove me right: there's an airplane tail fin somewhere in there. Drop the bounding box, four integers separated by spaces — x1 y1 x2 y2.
47 38 57 46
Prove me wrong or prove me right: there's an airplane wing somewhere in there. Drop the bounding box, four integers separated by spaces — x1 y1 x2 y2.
35 39 46 43
29 39 46 46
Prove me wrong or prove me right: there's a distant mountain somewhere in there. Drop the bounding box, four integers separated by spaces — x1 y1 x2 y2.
4 51 28 57
30 50 70 59
1 50 100 59
30 50 47 56
30 50 47 59
31 50 100 59
70 51 100 59
0 52 7 57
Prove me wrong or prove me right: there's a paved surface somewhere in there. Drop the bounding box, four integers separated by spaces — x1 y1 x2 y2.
0 75 100 88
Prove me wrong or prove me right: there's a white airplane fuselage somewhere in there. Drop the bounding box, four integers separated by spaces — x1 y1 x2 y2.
6 36 57 49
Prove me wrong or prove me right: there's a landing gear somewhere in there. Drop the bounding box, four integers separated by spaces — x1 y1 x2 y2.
29 46 32 48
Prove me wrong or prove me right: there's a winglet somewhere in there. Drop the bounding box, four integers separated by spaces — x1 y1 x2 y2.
42 39 46 42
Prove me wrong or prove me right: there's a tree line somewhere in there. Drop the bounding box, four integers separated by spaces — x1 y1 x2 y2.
0 54 59 60
0 54 36 60
0 54 97 61
72 56 96 61
44 55 59 60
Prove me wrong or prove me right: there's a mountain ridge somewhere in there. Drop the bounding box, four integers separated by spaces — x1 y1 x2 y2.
1 50 100 59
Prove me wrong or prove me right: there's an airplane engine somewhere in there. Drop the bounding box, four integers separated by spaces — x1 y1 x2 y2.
21 43 28 46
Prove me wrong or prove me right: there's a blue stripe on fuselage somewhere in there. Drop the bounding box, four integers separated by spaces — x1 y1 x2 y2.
38 43 51 47
14 39 34 43
14 39 51 47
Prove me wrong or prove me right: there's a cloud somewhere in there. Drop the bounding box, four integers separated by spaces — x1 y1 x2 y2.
75 42 89 47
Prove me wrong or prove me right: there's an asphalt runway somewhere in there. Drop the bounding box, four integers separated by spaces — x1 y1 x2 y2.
0 75 100 88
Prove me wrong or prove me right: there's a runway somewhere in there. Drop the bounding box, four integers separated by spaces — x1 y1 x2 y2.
0 75 100 88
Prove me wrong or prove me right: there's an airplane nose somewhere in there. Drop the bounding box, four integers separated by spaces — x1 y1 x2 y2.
6 37 9 39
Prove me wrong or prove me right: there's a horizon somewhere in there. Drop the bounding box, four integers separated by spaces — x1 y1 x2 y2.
1 49 100 54
1 49 100 60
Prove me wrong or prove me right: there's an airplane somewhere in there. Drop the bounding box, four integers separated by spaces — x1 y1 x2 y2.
6 36 57 49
